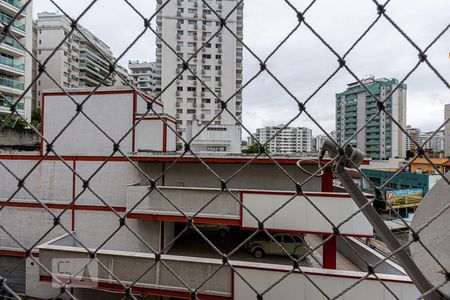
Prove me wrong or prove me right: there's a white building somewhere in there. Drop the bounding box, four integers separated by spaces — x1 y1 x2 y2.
406 125 420 151
315 134 327 152
155 0 243 151
336 77 407 160
128 60 159 96
186 122 242 152
253 125 312 153
35 12 129 106
445 104 450 157
420 130 445 152
0 0 33 122
0 89 421 299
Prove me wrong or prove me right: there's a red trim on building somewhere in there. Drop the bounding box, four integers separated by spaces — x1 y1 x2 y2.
39 275 231 299
322 234 336 269
162 121 167 152
0 201 126 213
321 166 333 192
127 213 241 226
0 154 371 168
72 159 76 231
160 221 165 251
138 91 164 108
0 249 39 258
0 249 27 257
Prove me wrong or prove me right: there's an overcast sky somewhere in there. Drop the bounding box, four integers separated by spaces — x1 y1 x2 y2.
33 0 449 137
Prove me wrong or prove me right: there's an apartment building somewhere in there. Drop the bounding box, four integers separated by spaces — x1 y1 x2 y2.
420 130 445 152
406 125 420 151
128 60 159 96
0 0 33 121
35 12 130 106
253 125 313 153
336 77 407 160
155 0 243 151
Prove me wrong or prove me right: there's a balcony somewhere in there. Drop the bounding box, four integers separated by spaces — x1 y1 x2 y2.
126 186 372 236
0 55 24 72
2 0 23 9
38 233 232 299
0 12 25 32
0 76 23 90
0 35 24 52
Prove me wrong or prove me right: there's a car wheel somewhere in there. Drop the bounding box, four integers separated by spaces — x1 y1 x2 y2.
253 248 265 258
218 228 227 238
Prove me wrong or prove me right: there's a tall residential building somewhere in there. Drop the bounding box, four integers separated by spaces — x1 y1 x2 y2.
253 125 312 153
445 104 450 157
0 0 33 122
35 12 128 106
128 60 158 96
155 0 243 151
406 125 420 151
420 130 445 152
336 77 407 160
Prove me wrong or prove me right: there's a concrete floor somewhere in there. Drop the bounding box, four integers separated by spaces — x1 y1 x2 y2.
167 230 317 267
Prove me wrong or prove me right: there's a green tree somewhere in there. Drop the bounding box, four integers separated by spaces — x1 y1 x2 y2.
242 143 269 154
29 107 41 128
4 115 27 129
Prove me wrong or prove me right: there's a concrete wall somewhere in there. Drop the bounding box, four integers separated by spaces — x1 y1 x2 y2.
39 247 232 297
0 128 40 149
43 92 135 156
242 192 373 236
139 162 322 191
234 266 419 299
127 186 240 219
0 207 70 250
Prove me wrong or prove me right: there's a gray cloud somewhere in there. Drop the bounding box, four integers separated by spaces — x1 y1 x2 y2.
34 0 449 138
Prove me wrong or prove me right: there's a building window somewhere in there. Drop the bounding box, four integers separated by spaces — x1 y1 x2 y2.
207 146 226 152
177 109 183 113
187 87 196 91
187 109 196 114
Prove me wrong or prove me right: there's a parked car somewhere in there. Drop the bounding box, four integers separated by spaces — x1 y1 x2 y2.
194 224 231 237
247 233 308 258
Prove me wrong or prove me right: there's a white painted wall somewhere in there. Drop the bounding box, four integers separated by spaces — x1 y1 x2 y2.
241 193 373 236
43 92 134 156
0 159 72 203
233 267 419 299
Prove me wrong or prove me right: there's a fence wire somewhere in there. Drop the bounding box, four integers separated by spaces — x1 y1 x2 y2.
0 0 449 299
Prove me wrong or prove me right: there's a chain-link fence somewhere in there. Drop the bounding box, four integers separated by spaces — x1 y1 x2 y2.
0 0 449 299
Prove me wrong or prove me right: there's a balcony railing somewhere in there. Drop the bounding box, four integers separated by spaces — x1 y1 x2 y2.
0 76 23 89
0 34 24 51
0 12 25 31
0 55 24 70
2 0 22 9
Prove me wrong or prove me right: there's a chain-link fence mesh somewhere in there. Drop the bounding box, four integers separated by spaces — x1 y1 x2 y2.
0 0 449 299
